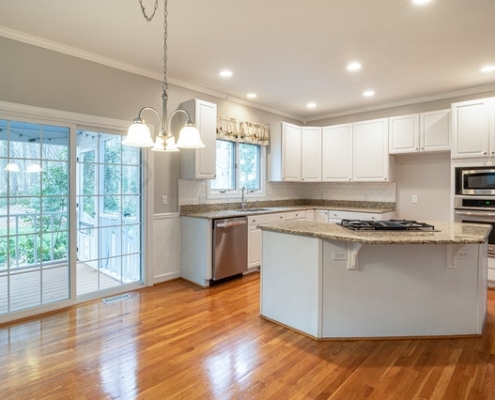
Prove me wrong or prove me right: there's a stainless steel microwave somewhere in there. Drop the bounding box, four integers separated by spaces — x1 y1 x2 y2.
455 167 495 195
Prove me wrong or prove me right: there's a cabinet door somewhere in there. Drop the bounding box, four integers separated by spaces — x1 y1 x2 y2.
248 227 262 269
353 118 389 181
281 123 302 181
452 99 490 158
389 114 419 154
301 127 322 181
247 213 285 268
315 210 329 223
420 109 450 152
305 210 315 221
322 124 352 181
180 99 217 179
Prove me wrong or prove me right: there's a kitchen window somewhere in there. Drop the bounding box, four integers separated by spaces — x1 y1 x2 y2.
208 140 265 198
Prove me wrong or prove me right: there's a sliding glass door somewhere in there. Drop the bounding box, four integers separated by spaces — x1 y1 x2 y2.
76 130 143 295
0 120 70 313
0 118 144 318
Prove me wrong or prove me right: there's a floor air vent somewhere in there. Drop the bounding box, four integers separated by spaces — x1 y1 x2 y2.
102 293 131 304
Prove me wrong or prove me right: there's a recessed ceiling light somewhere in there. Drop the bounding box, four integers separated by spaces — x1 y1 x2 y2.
247 93 257 99
413 0 432 5
307 102 317 109
363 90 375 97
219 70 233 78
346 62 362 72
481 65 495 73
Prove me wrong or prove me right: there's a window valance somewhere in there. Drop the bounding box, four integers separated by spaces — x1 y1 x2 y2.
216 116 270 146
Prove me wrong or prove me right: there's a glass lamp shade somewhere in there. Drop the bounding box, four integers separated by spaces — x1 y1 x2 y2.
123 123 155 147
165 136 180 152
176 124 205 149
151 134 166 152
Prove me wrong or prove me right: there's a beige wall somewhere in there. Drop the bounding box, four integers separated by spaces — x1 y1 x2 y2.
393 153 451 221
2 36 495 220
0 37 298 213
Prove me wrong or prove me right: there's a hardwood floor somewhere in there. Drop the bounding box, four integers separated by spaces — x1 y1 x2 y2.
1 272 495 399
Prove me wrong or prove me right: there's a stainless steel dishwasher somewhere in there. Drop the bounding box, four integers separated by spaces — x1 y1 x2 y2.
212 216 248 281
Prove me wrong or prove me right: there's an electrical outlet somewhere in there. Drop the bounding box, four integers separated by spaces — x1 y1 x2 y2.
411 195 418 204
199 195 206 203
332 251 347 261
162 195 168 205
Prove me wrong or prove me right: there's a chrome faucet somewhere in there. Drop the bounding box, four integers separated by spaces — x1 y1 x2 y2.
241 186 248 210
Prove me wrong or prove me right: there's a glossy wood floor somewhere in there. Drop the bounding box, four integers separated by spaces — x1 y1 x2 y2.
1 272 495 400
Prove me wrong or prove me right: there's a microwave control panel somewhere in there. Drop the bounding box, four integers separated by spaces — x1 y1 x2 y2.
461 198 495 208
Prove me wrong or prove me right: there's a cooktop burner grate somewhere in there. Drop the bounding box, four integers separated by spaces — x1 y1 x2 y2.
340 219 435 231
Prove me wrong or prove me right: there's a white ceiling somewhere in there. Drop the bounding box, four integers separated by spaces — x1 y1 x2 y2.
1 0 495 121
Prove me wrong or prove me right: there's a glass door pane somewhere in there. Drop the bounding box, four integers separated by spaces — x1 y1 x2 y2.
0 120 70 315
76 131 142 295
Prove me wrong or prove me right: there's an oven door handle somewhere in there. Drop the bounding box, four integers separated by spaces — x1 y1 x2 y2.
455 210 495 217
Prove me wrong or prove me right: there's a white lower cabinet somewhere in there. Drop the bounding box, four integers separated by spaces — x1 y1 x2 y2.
315 210 329 223
248 213 286 270
285 210 306 221
327 210 395 223
305 209 315 222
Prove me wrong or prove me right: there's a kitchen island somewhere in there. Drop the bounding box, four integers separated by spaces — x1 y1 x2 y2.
260 220 491 339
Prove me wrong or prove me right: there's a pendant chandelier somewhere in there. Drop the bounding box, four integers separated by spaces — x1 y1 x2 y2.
123 0 205 151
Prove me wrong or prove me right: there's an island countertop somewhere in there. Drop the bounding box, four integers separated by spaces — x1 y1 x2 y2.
259 220 491 245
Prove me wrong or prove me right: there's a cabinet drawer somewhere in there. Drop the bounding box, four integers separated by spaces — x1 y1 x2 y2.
328 210 383 221
285 210 306 220
248 213 285 226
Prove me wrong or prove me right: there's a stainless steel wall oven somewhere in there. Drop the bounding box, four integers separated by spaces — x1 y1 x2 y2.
454 197 495 257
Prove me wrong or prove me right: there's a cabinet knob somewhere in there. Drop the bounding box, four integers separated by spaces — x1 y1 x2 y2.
492 152 495 155
484 152 488 155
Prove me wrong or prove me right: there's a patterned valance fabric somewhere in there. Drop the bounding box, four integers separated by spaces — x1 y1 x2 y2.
216 116 269 146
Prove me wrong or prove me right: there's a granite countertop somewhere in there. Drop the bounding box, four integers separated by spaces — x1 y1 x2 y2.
259 220 492 245
180 201 395 219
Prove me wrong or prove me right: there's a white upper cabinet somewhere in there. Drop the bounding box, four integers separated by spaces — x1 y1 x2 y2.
389 114 420 154
322 124 353 181
180 99 217 179
389 110 450 154
301 126 322 181
353 118 390 181
452 98 493 159
268 122 302 181
420 109 450 152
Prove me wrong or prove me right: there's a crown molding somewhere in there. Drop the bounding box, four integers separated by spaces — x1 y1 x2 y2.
306 83 495 122
0 26 305 123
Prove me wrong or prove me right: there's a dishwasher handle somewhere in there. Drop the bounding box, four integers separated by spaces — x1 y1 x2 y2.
215 219 247 228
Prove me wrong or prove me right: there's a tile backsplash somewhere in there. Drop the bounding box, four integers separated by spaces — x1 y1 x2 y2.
179 179 396 206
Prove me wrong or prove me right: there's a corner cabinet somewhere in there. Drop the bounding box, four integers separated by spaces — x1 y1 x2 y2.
353 118 390 181
452 98 494 159
180 99 217 179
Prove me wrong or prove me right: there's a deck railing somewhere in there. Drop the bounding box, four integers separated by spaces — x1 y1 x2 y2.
1 212 140 283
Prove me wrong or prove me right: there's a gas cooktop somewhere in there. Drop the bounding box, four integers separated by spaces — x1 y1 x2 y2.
340 219 435 232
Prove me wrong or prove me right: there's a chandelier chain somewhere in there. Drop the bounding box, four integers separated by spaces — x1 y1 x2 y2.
163 0 168 95
138 0 159 22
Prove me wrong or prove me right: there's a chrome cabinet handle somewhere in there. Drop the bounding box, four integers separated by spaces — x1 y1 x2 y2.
455 210 495 217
